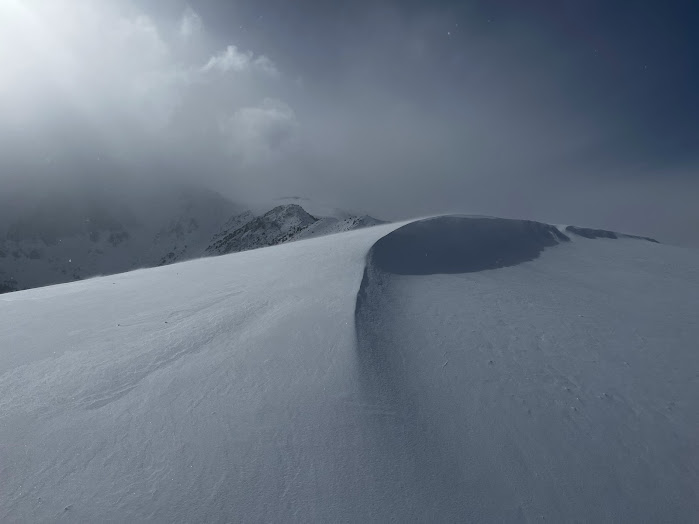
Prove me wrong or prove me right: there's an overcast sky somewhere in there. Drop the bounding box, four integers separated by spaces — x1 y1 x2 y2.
1 0 697 244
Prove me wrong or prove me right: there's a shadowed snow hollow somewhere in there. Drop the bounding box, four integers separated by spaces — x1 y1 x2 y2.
369 216 570 275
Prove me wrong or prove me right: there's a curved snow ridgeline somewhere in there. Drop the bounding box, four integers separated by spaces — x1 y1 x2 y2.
355 216 697 521
0 215 697 522
368 216 570 276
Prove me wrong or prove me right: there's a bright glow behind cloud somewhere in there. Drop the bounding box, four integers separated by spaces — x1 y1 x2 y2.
0 0 295 185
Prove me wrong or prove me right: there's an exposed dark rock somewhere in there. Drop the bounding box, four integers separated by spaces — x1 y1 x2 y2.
108 231 130 247
566 226 659 243
0 277 19 294
205 205 318 256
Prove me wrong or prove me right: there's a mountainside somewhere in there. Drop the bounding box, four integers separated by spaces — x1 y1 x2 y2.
204 204 384 257
1 215 697 522
204 204 319 256
0 186 238 293
0 191 381 293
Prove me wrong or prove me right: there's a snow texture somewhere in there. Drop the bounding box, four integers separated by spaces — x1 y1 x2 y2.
1 215 697 522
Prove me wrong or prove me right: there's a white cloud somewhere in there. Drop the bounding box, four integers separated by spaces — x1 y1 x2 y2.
0 0 294 175
222 99 299 164
179 7 202 39
202 45 278 76
202 45 252 73
0 1 184 138
253 55 280 77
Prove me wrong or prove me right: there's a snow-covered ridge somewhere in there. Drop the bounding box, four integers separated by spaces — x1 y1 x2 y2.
0 191 382 293
0 215 697 521
352 215 696 520
204 204 385 257
204 204 319 256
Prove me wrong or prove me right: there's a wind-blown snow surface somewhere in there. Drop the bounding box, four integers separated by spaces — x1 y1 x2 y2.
1 217 698 522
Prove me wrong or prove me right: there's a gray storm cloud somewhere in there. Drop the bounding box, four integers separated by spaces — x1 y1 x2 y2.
0 0 697 245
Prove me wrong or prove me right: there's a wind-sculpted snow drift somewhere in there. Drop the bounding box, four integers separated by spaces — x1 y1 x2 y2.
367 216 570 275
1 215 697 522
355 216 698 521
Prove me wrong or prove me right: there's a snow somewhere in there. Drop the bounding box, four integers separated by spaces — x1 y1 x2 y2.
294 214 384 241
1 216 698 522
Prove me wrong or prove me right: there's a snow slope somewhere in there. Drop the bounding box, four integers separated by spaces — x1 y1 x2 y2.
1 216 698 522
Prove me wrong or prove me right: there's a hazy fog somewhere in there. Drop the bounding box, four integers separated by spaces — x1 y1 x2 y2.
1 0 697 245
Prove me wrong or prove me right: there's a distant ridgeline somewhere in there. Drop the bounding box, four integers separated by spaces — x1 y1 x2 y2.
0 189 383 294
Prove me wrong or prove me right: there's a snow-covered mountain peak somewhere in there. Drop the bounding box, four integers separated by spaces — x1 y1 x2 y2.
202 203 383 258
203 204 319 256
261 203 318 229
250 196 372 221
